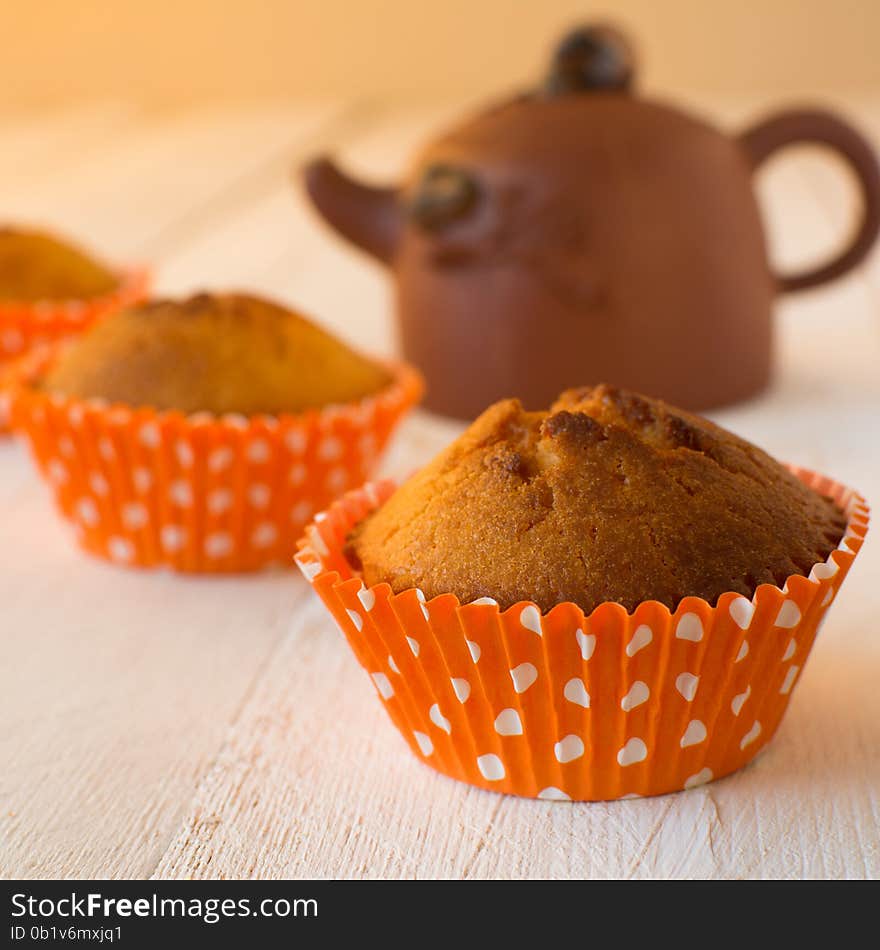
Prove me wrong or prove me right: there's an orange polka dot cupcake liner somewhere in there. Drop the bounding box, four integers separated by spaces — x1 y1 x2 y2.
296 470 868 801
0 268 151 434
8 346 423 573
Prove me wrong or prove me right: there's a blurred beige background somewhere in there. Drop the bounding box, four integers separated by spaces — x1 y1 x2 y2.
2 0 878 110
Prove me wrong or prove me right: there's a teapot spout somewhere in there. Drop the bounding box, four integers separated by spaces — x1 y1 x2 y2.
303 157 401 264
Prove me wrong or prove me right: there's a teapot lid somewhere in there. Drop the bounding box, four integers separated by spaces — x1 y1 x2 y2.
542 24 636 97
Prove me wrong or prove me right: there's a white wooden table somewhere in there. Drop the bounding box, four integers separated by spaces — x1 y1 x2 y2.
1 97 878 880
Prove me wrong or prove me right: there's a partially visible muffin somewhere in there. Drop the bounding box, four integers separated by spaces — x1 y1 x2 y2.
347 384 846 613
42 292 392 415
0 227 118 302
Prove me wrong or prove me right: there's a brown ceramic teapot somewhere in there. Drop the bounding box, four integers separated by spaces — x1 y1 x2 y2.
304 25 880 419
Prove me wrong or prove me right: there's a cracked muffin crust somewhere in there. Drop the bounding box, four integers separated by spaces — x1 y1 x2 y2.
346 384 847 613
41 291 392 416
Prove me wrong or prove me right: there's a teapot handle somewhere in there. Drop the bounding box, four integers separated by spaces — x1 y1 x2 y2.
739 109 880 293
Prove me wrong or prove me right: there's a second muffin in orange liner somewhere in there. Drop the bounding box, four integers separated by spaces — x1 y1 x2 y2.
296 471 867 801
8 293 422 572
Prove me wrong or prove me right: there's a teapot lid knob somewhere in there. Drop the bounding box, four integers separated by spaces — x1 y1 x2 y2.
543 23 635 96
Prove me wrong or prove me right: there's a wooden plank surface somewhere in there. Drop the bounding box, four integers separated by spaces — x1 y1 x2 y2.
1 98 878 880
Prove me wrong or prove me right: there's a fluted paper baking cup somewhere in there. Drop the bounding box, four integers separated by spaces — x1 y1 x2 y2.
8 346 422 572
296 471 868 800
0 268 150 433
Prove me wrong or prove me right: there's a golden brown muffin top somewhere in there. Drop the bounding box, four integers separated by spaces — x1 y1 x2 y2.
0 227 118 302
41 292 392 415
347 385 847 613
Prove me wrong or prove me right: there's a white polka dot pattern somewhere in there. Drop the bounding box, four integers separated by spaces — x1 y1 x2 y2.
414 589 429 620
169 480 193 507
520 604 542 635
450 678 471 704
476 754 505 781
429 704 451 734
208 489 233 514
122 502 148 530
780 666 799 695
289 463 307 486
554 735 585 763
731 685 751 716
89 473 109 496
680 720 707 748
811 561 838 581
621 681 650 711
510 663 538 694
248 484 271 508
247 439 270 464
251 522 278 549
684 768 713 789
775 601 801 628
675 672 699 702
139 423 160 449
133 468 153 493
576 629 596 660
413 731 433 756
538 787 571 802
291 500 312 523
371 673 394 700
617 738 648 767
204 533 233 559
9 344 421 571
563 678 590 708
729 597 755 630
740 721 762 749
318 436 343 461
209 446 234 472
161 525 186 552
675 613 704 642
285 429 307 454
47 460 68 485
108 537 134 563
626 625 652 656
76 498 99 526
176 441 194 468
295 556 321 583
293 472 865 801
493 708 522 736
326 467 348 492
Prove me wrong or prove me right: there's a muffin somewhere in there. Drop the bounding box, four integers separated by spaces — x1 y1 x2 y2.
0 227 149 430
41 292 392 415
9 291 422 572
347 385 847 612
297 385 868 801
0 227 119 302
